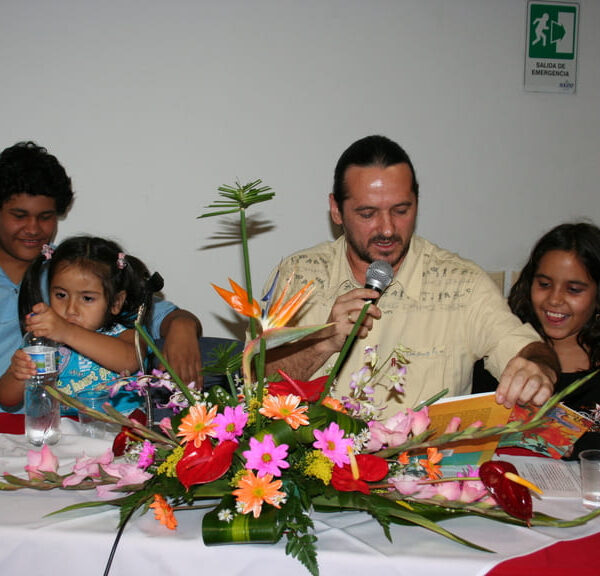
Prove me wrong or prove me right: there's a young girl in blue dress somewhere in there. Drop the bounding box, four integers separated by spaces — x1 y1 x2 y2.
0 235 163 413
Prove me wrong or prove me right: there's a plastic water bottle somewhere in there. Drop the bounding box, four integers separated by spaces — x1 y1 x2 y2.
23 333 61 446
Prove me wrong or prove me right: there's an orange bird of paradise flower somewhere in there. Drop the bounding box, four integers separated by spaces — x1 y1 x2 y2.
177 404 219 447
150 494 178 530
232 470 286 518
259 394 309 429
212 274 314 332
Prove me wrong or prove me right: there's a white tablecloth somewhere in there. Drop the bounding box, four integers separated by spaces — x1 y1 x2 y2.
1 420 599 576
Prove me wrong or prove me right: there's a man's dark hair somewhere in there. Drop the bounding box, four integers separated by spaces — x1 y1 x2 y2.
332 135 419 208
0 141 74 215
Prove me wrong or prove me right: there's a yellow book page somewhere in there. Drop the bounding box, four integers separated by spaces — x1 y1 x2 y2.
427 392 512 465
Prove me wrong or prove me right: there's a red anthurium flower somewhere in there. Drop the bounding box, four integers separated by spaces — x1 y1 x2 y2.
331 454 388 495
112 409 147 457
176 439 238 490
269 370 328 403
479 461 535 523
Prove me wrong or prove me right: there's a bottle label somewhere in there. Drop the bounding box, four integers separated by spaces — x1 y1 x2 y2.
23 346 57 374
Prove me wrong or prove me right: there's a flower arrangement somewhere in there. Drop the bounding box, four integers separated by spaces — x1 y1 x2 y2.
2 181 600 576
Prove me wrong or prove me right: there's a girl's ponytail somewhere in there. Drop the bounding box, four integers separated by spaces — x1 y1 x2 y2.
115 254 164 329
18 245 53 334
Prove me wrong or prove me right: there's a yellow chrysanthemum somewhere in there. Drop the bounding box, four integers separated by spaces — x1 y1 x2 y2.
229 467 248 488
245 397 261 426
156 446 184 477
302 450 334 485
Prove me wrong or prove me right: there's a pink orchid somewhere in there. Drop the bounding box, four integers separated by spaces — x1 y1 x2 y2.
62 449 114 487
25 445 59 480
436 480 461 501
242 434 289 477
313 422 352 467
214 405 248 442
366 411 412 451
408 406 430 435
390 475 438 499
458 466 489 503
137 441 156 469
389 364 407 394
95 462 153 499
444 416 461 434
158 417 173 435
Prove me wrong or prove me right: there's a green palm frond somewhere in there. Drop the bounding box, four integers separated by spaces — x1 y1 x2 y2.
198 180 274 218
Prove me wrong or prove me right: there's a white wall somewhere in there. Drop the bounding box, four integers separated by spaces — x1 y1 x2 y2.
2 0 598 340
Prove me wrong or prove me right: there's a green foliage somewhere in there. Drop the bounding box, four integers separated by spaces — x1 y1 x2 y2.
198 180 275 218
286 533 319 576
281 482 318 576
202 342 243 377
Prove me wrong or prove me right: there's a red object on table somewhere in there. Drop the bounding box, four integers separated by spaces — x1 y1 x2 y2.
487 531 600 576
0 413 24 435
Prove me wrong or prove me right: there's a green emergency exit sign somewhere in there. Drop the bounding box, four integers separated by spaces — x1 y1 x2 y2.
525 2 579 93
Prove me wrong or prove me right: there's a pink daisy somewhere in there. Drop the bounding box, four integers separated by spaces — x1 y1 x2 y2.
137 440 156 470
243 434 290 477
313 422 352 467
214 405 248 442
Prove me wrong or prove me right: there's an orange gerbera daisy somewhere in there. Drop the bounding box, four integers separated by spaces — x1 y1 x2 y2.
177 404 219 447
421 447 443 480
232 470 286 518
259 394 309 429
150 494 178 530
322 396 347 413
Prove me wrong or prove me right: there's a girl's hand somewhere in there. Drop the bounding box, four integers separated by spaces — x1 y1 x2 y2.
25 302 72 344
9 349 37 382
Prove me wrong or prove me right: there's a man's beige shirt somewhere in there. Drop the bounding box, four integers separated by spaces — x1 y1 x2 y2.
266 235 541 417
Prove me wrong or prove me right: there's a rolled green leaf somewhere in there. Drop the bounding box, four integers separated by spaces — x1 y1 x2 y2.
203 496 285 544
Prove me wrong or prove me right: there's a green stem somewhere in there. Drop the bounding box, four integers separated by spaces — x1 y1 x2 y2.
319 301 370 403
254 337 267 428
240 208 257 341
135 323 196 406
226 372 237 399
413 389 449 411
526 369 598 426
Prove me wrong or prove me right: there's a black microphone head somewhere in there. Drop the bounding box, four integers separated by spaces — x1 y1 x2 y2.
365 260 394 293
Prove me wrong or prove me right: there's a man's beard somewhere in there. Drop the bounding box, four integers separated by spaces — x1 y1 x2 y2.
346 232 409 269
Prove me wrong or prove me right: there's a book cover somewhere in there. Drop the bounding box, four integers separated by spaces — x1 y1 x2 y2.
497 401 594 459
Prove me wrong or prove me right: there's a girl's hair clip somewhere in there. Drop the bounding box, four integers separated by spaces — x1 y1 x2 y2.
117 252 127 270
41 244 54 261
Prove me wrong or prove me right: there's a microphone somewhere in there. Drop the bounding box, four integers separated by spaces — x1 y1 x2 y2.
328 260 394 382
364 260 394 301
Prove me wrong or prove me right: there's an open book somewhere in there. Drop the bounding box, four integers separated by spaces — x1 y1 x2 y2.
427 392 511 465
427 392 593 465
496 401 594 458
